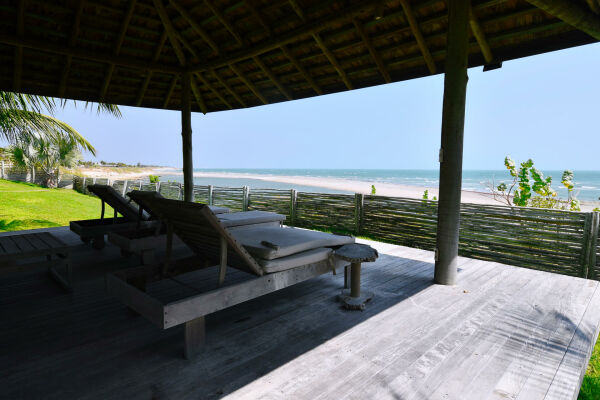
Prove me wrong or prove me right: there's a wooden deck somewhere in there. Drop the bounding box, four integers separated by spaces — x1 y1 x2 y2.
1 227 599 400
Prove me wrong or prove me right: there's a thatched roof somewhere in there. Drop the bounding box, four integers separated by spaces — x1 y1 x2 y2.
0 0 598 113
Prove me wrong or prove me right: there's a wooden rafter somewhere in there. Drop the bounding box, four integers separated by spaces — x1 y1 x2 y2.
525 0 600 41
58 0 85 98
163 75 178 108
14 0 25 92
245 1 271 36
190 75 208 114
469 7 493 64
288 0 305 22
100 0 137 101
195 72 233 109
211 69 248 108
136 30 168 106
253 56 293 100
587 0 600 15
399 0 436 74
153 0 186 66
169 0 220 55
312 31 353 90
230 63 268 104
281 45 322 95
191 0 383 72
353 18 391 83
204 0 244 45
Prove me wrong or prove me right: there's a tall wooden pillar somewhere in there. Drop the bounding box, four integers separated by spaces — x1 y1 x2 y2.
434 0 470 285
181 70 194 202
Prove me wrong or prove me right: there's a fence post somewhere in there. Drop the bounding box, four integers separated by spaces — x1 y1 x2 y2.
586 212 600 279
354 193 364 236
243 186 250 211
31 166 36 184
82 176 87 193
290 189 297 226
581 213 594 278
1 160 4 179
156 181 160 193
122 180 128 196
178 183 183 200
208 185 214 206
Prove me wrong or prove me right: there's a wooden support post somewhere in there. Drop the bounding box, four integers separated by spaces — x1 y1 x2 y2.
181 70 194 202
354 193 364 235
290 189 297 226
434 0 469 286
243 186 250 211
184 316 205 359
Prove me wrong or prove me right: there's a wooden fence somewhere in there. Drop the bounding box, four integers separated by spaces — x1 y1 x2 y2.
1 161 73 188
72 176 600 281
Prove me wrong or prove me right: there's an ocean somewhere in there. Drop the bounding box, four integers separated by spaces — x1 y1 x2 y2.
160 169 600 202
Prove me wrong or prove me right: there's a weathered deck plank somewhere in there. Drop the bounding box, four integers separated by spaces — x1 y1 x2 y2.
0 227 598 400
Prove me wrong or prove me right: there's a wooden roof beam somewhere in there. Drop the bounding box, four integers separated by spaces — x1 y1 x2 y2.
191 0 383 72
252 56 293 100
229 64 268 104
281 45 322 95
100 0 137 101
288 0 305 22
153 0 186 66
195 72 233 109
204 0 244 46
169 0 220 55
245 1 272 36
469 7 493 64
353 18 391 83
399 0 436 74
190 75 208 114
13 0 25 93
211 69 248 108
587 0 600 15
135 29 168 106
163 75 178 108
525 0 600 41
312 31 353 90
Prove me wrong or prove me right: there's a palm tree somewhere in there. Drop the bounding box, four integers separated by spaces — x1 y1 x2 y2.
0 91 121 155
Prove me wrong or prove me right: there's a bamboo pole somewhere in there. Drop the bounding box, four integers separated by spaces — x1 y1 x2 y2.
434 0 470 286
181 70 194 202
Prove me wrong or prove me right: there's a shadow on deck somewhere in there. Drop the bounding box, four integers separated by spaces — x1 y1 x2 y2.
1 227 599 400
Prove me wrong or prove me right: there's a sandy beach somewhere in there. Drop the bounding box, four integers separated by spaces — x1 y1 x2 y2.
76 166 179 180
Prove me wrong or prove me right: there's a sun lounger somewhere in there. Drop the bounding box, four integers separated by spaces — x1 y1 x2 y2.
0 232 72 291
106 197 356 358
70 184 158 249
108 190 245 263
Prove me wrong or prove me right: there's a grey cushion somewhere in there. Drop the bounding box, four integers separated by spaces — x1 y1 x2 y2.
217 211 285 228
231 226 354 260
208 205 229 214
258 247 332 273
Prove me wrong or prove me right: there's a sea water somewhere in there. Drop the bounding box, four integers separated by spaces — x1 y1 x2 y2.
160 169 600 201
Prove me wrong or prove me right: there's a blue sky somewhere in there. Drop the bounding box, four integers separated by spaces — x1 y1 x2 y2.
40 42 600 170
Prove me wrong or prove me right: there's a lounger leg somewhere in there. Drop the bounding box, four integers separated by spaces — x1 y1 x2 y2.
91 235 105 250
184 316 206 360
48 252 73 292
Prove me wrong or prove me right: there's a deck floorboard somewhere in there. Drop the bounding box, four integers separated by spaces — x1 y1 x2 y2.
0 227 598 400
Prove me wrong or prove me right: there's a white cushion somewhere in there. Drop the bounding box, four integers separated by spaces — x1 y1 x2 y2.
217 211 285 228
231 226 354 260
258 247 332 273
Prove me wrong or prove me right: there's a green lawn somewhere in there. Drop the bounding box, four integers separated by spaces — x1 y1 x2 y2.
0 179 110 231
0 178 599 397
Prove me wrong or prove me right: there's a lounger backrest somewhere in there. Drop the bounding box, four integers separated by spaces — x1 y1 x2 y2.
144 197 264 276
126 190 165 220
87 184 141 221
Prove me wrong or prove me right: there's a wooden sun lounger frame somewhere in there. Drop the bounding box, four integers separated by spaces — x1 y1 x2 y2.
69 185 156 249
106 197 351 359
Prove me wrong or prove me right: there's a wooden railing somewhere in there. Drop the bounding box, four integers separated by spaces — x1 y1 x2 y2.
72 176 600 281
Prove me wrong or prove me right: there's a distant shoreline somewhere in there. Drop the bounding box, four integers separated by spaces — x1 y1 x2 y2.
76 167 600 211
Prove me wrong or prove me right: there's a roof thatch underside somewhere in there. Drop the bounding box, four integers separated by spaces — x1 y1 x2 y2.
0 0 597 113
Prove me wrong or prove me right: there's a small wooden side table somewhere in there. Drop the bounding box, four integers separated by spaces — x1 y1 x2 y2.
335 243 378 310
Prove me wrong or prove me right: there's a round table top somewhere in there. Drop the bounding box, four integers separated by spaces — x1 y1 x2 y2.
335 243 379 263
